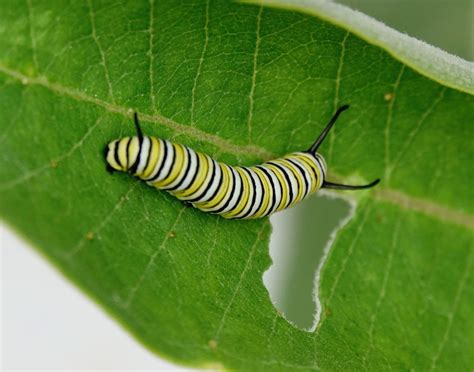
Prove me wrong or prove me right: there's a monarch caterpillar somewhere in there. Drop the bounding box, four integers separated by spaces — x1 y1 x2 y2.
105 105 379 219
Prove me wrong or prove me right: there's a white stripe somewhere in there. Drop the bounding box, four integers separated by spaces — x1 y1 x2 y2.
261 166 282 215
292 156 314 198
246 169 264 217
181 155 214 201
257 166 277 217
136 137 151 174
301 152 323 190
252 167 272 217
150 140 174 183
164 147 194 190
176 149 200 191
205 164 235 212
278 161 299 208
220 167 243 214
231 168 257 219
287 157 310 198
315 153 327 179
313 153 326 188
145 138 166 180
194 160 222 203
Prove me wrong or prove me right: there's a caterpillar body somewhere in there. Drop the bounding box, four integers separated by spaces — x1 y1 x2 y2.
105 105 379 219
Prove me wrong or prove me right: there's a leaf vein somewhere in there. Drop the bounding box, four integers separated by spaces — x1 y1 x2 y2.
148 0 157 112
247 5 263 143
362 219 400 367
325 205 370 306
26 0 40 73
86 0 115 103
374 188 474 229
0 65 472 229
214 222 267 340
0 64 276 160
0 115 105 190
190 0 210 126
383 64 405 184
430 245 473 370
388 86 446 174
122 205 187 309
328 30 349 162
65 181 139 258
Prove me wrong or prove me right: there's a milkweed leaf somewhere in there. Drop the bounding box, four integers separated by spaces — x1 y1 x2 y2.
0 0 472 370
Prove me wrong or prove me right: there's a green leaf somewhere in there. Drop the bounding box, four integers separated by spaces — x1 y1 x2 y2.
1 0 473 370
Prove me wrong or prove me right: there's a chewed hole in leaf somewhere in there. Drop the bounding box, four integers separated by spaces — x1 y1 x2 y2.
264 193 354 330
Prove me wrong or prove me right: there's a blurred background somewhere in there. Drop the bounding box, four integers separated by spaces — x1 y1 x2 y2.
338 0 473 60
2 0 472 369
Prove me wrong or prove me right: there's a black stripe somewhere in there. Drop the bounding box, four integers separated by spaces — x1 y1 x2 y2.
313 154 326 181
258 166 278 216
113 140 121 168
187 158 217 203
229 167 245 212
213 166 239 214
160 143 177 181
125 137 132 170
238 167 258 219
129 136 143 174
203 162 224 203
167 147 193 191
249 169 266 217
139 138 152 177
183 151 202 192
269 161 293 208
287 158 310 196
299 156 319 185
147 139 170 182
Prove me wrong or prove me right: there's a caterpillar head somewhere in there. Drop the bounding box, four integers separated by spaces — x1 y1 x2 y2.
106 112 145 173
105 136 141 173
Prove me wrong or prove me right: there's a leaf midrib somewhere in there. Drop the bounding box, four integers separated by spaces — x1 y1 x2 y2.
1 63 472 230
0 64 274 160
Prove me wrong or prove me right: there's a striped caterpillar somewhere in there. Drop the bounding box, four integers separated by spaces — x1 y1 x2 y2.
105 105 379 219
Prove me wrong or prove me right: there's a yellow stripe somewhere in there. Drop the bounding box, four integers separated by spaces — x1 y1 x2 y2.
158 143 186 187
196 163 230 210
289 154 317 195
251 166 271 218
174 151 208 198
296 154 320 193
306 155 322 191
128 137 140 170
117 137 130 170
222 167 251 218
274 158 304 207
265 163 288 212
106 141 121 170
142 137 160 179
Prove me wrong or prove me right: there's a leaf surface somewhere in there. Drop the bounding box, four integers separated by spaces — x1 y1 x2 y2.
0 0 473 370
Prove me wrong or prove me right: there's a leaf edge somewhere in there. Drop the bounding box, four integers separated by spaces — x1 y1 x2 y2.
241 0 474 95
